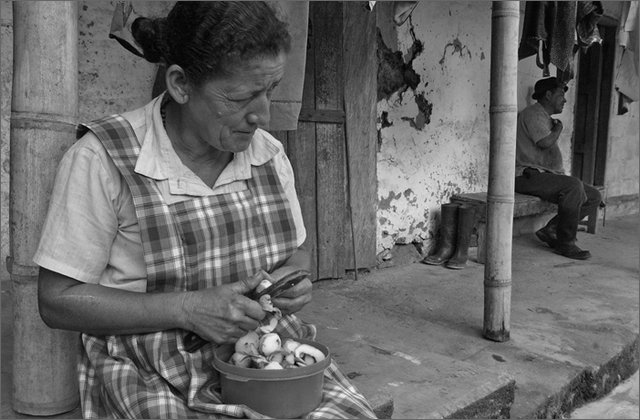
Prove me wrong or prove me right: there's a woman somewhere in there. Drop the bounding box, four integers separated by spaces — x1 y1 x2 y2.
35 3 376 418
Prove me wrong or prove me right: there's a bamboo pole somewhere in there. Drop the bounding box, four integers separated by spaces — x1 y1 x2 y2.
9 2 79 415
483 2 519 342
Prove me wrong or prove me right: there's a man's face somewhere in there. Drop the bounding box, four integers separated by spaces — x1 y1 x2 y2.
547 87 567 114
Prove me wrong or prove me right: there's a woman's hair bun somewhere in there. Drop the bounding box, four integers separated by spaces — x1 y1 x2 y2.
131 17 167 64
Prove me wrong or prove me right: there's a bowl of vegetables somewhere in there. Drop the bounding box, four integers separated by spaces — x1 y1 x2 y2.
213 332 330 418
213 269 330 418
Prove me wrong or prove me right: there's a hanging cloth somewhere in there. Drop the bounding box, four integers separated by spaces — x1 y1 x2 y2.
576 1 604 50
615 1 639 113
265 1 309 131
519 1 604 82
518 2 576 78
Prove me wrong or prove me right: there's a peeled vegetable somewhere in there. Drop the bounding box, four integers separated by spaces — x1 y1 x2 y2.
234 331 260 355
293 343 326 364
259 333 281 357
255 279 273 294
230 352 252 368
227 272 324 370
282 338 301 353
264 361 284 370
229 333 324 370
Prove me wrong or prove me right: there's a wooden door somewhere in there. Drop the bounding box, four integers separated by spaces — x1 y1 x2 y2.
272 2 378 280
572 22 616 186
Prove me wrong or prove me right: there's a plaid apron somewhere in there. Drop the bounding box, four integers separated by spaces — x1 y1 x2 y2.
75 115 377 419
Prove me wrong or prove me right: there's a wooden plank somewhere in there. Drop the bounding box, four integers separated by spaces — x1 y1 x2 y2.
343 2 378 270
287 8 318 280
594 24 615 186
451 192 557 222
313 2 345 280
288 124 318 280
579 44 602 185
298 108 345 123
573 49 594 181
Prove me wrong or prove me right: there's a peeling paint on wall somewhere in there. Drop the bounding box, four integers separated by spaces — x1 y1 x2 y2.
379 190 402 211
439 37 473 68
376 2 493 254
376 29 422 101
401 93 433 130
380 111 393 128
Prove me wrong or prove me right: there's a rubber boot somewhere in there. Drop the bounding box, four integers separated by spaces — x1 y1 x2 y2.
421 203 459 265
535 216 558 248
445 205 475 269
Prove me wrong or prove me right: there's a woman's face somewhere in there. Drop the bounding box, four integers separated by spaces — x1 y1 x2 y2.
185 52 287 153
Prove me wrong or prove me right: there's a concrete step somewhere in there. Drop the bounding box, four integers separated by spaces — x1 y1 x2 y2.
300 279 516 418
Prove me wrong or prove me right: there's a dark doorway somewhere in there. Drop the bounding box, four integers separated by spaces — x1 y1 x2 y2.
572 21 617 187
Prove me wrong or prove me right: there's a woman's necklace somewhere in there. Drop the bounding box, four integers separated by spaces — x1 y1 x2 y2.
160 97 169 129
160 98 228 187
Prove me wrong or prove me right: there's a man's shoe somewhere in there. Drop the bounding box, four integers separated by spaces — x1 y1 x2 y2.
554 243 591 260
535 227 557 248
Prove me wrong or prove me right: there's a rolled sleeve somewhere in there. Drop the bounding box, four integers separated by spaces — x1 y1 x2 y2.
33 134 120 283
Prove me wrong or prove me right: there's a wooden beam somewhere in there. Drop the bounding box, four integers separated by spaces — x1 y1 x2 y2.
313 2 346 280
298 108 345 124
9 1 80 415
343 2 378 270
287 5 318 280
483 2 519 343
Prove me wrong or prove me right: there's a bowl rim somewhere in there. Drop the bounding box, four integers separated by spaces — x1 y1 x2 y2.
213 338 330 380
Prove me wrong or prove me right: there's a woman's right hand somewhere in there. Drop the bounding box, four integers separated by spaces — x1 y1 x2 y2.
180 273 267 345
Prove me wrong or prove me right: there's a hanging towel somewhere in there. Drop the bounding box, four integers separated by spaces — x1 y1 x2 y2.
519 1 604 82
576 1 604 50
393 2 419 26
518 1 551 67
619 0 638 52
265 1 309 131
109 1 309 131
518 1 576 77
615 1 639 113
550 1 578 78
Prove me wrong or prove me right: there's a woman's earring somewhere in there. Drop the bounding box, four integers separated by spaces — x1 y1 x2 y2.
177 93 189 104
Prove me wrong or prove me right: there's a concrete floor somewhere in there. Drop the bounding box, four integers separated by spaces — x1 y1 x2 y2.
1 213 639 418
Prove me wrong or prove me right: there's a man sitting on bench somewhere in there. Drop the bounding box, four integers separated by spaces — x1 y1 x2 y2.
515 77 602 260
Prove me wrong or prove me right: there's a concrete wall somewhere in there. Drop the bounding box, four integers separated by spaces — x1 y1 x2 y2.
375 2 493 254
374 1 639 257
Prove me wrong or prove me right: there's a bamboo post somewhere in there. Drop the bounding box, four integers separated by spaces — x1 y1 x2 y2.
9 2 79 415
483 2 519 342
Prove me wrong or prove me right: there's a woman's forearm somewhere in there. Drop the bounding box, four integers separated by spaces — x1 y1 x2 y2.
38 267 187 336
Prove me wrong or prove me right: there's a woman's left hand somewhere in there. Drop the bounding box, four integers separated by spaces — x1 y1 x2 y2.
270 276 312 315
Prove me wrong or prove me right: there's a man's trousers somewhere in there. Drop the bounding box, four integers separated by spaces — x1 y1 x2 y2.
515 168 602 246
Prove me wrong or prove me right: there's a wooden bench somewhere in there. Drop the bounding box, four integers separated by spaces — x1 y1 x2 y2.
451 190 604 264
